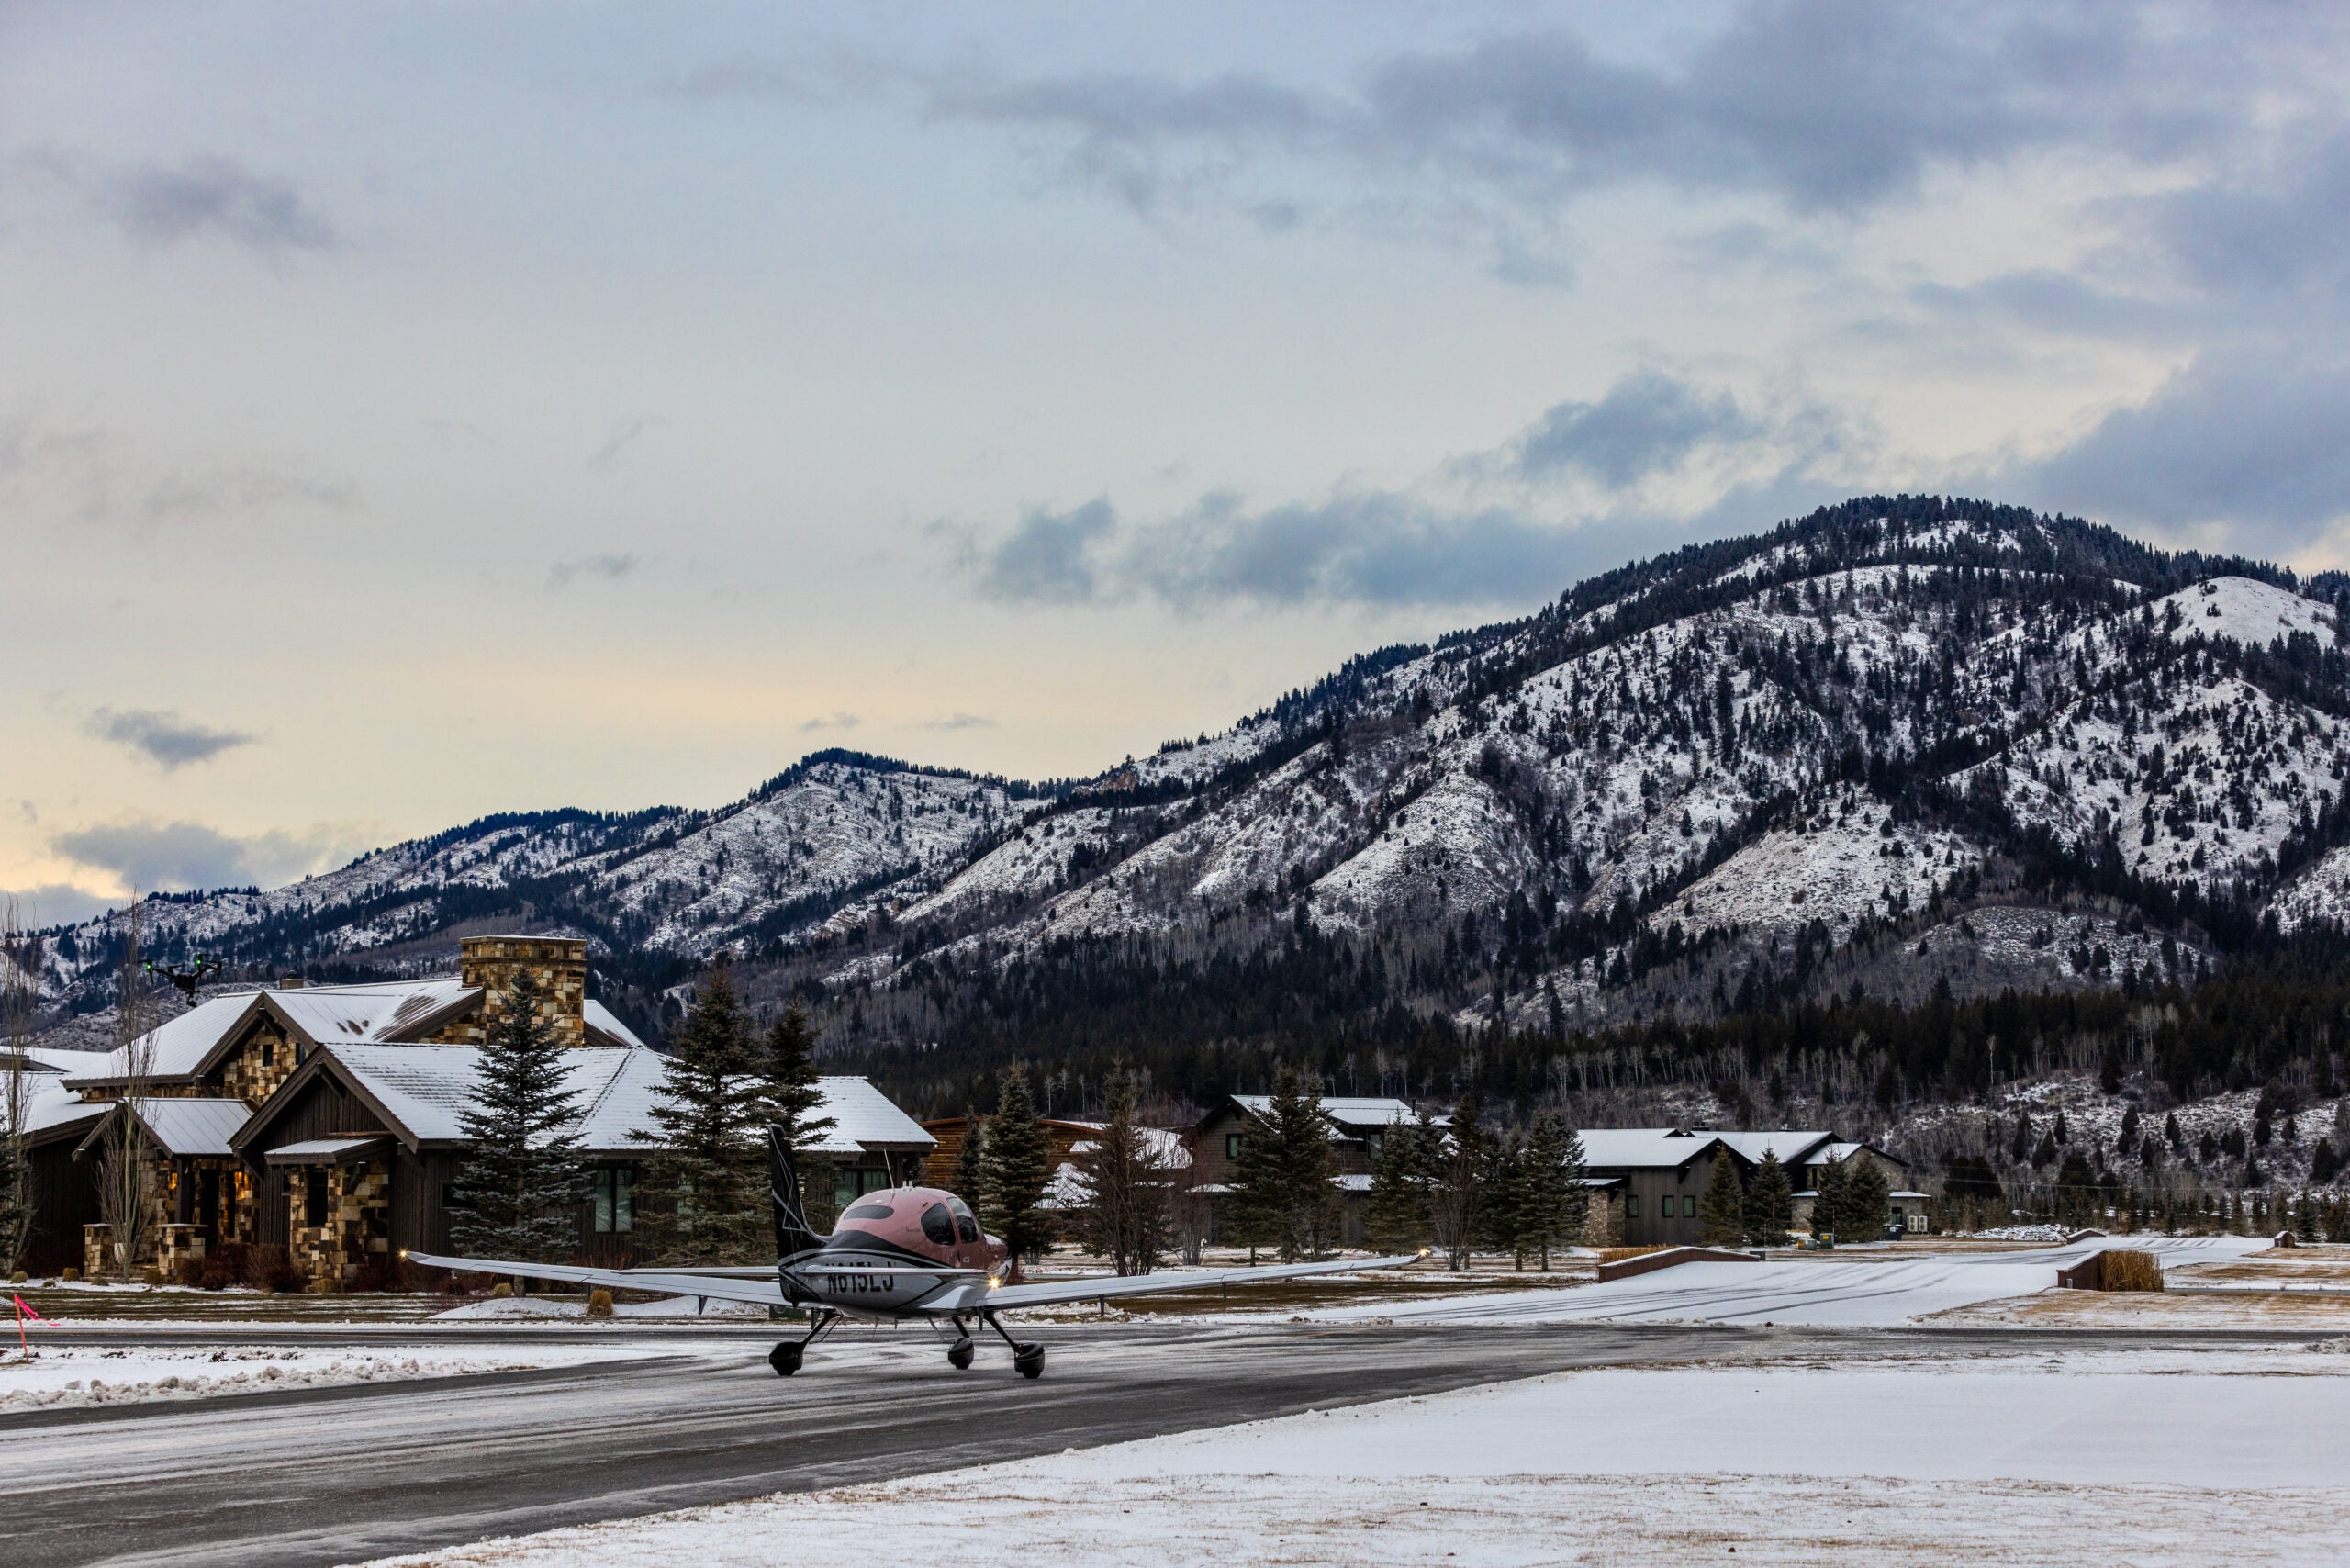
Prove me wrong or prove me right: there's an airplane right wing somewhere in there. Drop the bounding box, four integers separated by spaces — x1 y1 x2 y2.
942 1250 1426 1312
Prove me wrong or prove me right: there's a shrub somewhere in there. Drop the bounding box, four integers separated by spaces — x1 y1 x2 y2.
1595 1245 1668 1264
61 1267 80 1282
8 1270 24 1286
490 1281 512 1299
2100 1249 2165 1293
587 1288 614 1318
196 1260 236 1291
211 1240 254 1286
263 1251 309 1294
173 1256 209 1288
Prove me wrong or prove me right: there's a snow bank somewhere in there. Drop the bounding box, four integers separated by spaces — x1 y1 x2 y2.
0 1344 643 1412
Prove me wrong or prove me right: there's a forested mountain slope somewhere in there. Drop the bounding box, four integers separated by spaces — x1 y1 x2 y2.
32 498 2350 1097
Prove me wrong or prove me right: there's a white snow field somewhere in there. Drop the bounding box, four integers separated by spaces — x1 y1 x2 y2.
0 1343 655 1412
1306 1235 2272 1327
374 1348 2350 1567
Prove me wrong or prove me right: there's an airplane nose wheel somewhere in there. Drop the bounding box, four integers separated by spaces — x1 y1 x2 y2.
947 1337 975 1371
768 1341 804 1377
1013 1343 1046 1380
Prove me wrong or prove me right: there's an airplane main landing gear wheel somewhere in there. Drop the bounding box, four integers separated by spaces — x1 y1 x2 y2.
1013 1342 1046 1380
947 1337 976 1371
769 1340 804 1377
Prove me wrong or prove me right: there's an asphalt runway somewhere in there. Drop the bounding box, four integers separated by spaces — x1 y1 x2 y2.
1 1318 2330 1568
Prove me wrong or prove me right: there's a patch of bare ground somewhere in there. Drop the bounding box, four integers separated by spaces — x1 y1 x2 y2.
1923 1289 2350 1328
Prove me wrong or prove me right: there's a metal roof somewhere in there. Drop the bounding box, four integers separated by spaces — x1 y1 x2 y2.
77 1097 252 1159
267 980 478 1042
266 1137 390 1166
1708 1130 1837 1166
1226 1094 1445 1133
62 992 259 1086
1575 1129 1729 1170
582 1001 646 1050
811 1076 934 1153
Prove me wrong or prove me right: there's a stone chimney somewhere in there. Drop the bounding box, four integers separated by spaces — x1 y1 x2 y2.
459 935 588 1048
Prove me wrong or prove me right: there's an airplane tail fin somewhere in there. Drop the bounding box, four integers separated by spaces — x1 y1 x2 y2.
770 1126 823 1260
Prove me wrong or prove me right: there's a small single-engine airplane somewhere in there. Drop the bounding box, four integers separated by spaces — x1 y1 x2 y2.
409 1129 1421 1380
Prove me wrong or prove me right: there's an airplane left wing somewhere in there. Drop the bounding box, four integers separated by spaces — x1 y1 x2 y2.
931 1250 1425 1313
402 1251 789 1308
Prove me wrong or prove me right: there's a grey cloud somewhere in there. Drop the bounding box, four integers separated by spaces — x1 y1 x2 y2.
588 418 668 470
143 466 359 520
0 883 119 929
2143 129 2350 299
920 713 995 731
912 2 2255 229
1513 370 1759 488
51 818 347 894
968 498 1115 605
96 156 337 252
798 711 859 733
549 554 640 588
84 708 258 770
2017 352 2350 543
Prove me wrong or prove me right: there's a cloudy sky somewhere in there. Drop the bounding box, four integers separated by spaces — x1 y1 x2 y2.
5 2 2348 923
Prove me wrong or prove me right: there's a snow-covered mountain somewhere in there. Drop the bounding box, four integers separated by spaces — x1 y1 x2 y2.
35 498 2350 1040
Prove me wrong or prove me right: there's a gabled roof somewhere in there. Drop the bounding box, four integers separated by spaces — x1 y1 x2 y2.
1709 1130 1838 1167
4 1045 118 1077
1576 1129 1729 1171
582 1001 646 1050
76 1097 252 1159
62 979 484 1092
1810 1139 1908 1170
236 1044 932 1159
1223 1094 1447 1136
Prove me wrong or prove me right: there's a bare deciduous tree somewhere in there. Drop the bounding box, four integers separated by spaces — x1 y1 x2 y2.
1080 1072 1170 1276
0 899 38 1276
98 903 156 1282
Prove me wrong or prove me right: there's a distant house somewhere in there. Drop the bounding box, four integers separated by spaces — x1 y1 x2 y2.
29 934 934 1287
1578 1128 1917 1245
1187 1094 1443 1245
918 1114 1103 1190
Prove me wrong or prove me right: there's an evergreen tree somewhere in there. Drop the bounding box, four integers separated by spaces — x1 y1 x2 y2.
1363 1114 1433 1254
1476 1131 1531 1267
1431 1092 1486 1270
1841 1155 1891 1238
452 968 588 1262
0 906 34 1276
1517 1113 1589 1269
758 1002 836 1228
1743 1149 1796 1245
1810 1152 1850 1240
1225 1064 1339 1262
979 1066 1054 1265
634 964 765 1262
1080 1071 1169 1275
1697 1146 1746 1246
951 1109 988 1213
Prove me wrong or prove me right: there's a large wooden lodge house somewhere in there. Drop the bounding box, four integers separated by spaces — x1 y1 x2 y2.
17 935 932 1286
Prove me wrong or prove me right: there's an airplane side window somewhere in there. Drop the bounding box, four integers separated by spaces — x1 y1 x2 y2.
921 1204 957 1246
842 1201 896 1221
957 1216 979 1243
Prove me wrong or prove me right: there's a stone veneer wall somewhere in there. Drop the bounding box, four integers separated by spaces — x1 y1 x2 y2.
289 1160 391 1289
1580 1190 1625 1249
218 1016 301 1104
455 935 588 1048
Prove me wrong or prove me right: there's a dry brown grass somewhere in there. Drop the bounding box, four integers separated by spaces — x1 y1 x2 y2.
1596 1246 1671 1264
2098 1249 2164 1293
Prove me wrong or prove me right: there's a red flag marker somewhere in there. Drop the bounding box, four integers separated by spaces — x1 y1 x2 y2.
11 1294 43 1360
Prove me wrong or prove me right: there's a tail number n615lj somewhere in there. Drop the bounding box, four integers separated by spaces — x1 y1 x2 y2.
408 1129 1422 1381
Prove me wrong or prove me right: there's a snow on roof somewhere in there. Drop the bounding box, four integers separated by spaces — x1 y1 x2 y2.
1228 1094 1438 1133
62 992 260 1086
583 1001 646 1050
1708 1131 1836 1165
6 1046 117 1076
813 1075 934 1153
1890 1190 1930 1200
267 980 477 1042
103 1097 252 1157
306 1045 929 1157
266 1137 390 1165
1576 1129 1728 1170
25 1081 106 1138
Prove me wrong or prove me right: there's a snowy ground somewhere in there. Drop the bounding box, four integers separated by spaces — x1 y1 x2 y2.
1302 1235 2270 1327
0 1343 656 1412
371 1347 2350 1567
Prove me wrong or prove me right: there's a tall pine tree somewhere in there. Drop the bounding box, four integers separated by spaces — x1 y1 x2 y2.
759 1001 836 1229
1697 1146 1746 1246
635 964 765 1263
979 1066 1053 1267
1743 1150 1796 1245
1363 1113 1434 1254
1810 1152 1851 1241
1431 1092 1486 1270
1517 1113 1590 1270
951 1109 988 1213
451 968 587 1262
1225 1064 1338 1262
